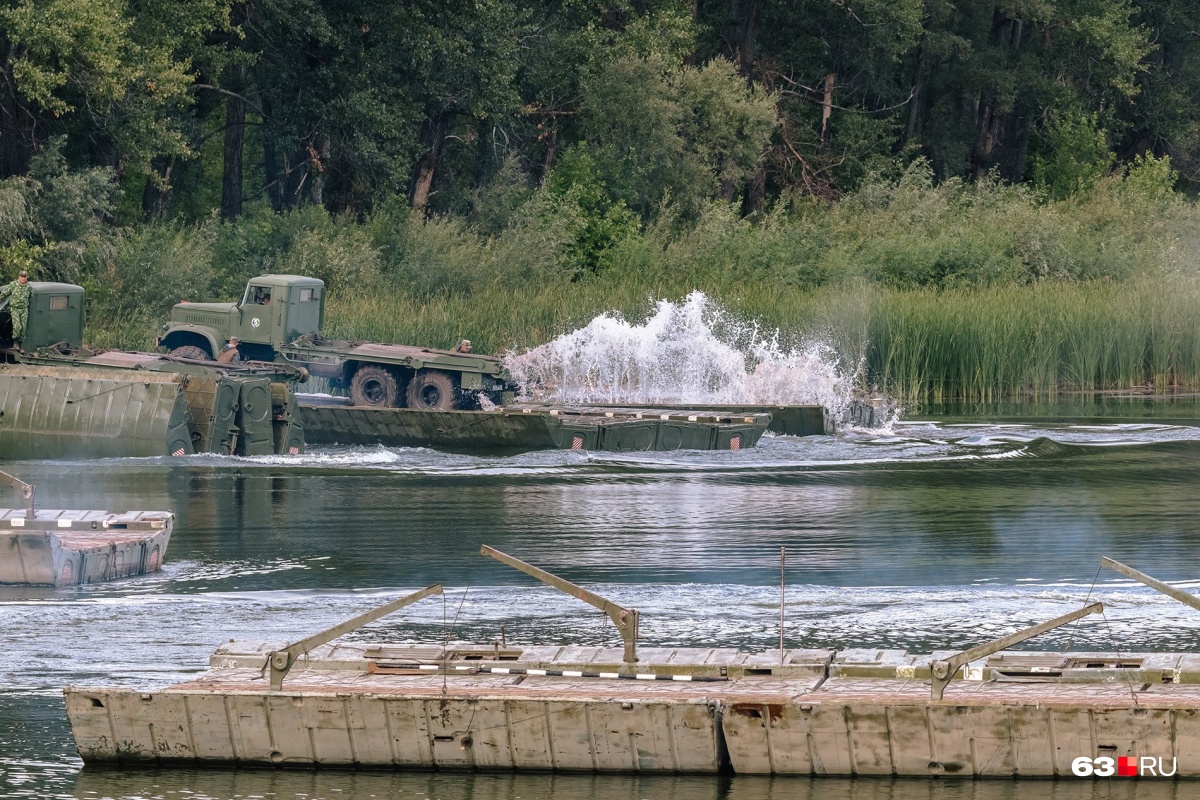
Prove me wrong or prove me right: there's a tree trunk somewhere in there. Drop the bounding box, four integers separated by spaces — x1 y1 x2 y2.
1011 113 1034 181
741 167 766 216
540 123 558 182
141 156 173 219
820 74 835 149
0 60 30 179
722 0 763 78
971 90 1000 181
310 134 330 207
904 43 926 144
261 96 284 212
410 112 454 212
284 147 309 210
220 66 247 221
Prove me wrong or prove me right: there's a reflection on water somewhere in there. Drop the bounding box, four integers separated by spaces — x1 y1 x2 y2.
5 414 1200 798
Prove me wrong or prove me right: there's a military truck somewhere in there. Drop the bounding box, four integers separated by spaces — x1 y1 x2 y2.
157 274 515 410
0 280 85 355
0 281 306 457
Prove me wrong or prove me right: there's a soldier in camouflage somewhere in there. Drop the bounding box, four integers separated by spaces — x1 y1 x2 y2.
0 270 31 348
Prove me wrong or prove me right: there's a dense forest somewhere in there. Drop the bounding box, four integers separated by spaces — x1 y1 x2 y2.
3 0 1200 400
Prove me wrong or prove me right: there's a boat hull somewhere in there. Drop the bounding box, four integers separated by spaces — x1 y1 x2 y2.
0 509 173 586
66 642 1200 777
299 400 771 453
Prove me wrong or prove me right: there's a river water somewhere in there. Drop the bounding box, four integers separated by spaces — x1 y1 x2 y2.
4 395 1200 798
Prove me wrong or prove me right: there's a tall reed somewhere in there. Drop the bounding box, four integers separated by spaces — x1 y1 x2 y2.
325 276 1200 403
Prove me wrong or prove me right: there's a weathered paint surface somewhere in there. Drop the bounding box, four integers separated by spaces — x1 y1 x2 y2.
66 687 721 772
0 366 191 458
722 677 1200 776
64 643 1200 776
299 400 772 453
0 509 172 586
0 364 304 458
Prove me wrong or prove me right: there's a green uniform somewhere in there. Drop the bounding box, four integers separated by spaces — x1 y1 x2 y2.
0 279 31 341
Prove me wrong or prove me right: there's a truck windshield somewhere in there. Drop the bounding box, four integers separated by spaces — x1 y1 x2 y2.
243 286 272 305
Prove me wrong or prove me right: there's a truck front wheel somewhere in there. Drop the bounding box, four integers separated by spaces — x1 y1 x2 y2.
406 369 456 411
169 345 211 360
349 366 401 407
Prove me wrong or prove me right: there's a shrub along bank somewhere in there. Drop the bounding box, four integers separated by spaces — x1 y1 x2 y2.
66 158 1200 402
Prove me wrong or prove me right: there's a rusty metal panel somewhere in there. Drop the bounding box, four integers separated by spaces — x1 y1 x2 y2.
0 368 187 458
927 704 1009 776
182 376 219 453
62 690 119 761
181 694 236 760
259 694 310 763
299 695 356 764
0 533 49 583
447 700 511 770
382 698 434 765
503 698 553 769
236 377 274 456
843 704 895 775
424 696 478 769
343 696 397 765
271 382 304 455
142 693 194 760
228 694 275 761
104 691 161 759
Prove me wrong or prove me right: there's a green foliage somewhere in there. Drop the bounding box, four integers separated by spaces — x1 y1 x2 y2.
0 140 118 282
577 55 777 218
1120 152 1177 201
82 222 216 348
1032 113 1116 200
0 0 229 175
544 148 639 275
3 0 1200 402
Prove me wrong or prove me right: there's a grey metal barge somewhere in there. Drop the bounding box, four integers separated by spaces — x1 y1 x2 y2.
62 551 1200 777
0 471 172 586
299 398 773 452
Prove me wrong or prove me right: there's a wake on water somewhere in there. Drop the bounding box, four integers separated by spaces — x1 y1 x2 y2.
502 291 876 422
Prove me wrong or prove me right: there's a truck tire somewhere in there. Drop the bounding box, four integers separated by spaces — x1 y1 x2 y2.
406 369 457 411
169 344 211 360
350 366 401 407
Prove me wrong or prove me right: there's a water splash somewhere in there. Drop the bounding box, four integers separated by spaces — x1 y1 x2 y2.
504 291 860 416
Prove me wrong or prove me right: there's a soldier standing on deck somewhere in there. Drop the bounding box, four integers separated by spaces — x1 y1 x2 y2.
0 270 31 349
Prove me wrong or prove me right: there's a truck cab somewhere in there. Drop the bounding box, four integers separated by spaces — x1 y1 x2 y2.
1 282 85 356
159 274 516 410
160 275 324 362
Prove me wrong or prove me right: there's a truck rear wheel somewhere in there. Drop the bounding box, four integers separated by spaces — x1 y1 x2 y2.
169 345 211 360
350 366 400 407
406 369 456 411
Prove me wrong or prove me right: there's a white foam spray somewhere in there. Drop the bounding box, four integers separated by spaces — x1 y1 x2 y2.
504 291 862 418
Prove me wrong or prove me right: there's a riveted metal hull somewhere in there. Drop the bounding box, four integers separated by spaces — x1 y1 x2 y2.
0 364 304 458
0 365 193 458
0 508 172 586
298 399 771 452
65 642 1200 776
